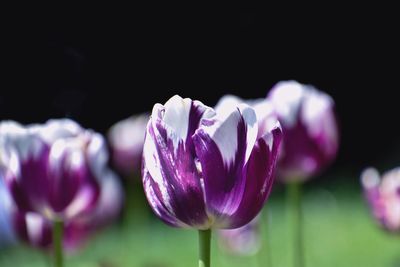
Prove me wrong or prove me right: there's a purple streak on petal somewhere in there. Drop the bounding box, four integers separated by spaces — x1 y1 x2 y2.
185 100 214 155
228 126 282 228
47 155 82 213
142 167 182 227
9 144 50 213
149 119 208 227
193 111 249 224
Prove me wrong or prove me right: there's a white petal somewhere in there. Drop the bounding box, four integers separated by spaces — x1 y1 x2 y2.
215 95 244 114
64 186 95 219
87 132 109 179
361 168 381 189
0 120 45 163
25 213 45 245
108 113 149 151
200 103 258 165
269 80 305 127
142 122 174 214
31 119 82 144
162 95 192 149
301 88 337 142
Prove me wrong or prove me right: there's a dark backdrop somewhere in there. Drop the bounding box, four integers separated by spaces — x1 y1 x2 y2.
2 8 399 175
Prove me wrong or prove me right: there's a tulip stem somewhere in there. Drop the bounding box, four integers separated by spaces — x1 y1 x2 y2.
262 208 272 267
288 182 304 267
198 229 211 267
52 220 64 267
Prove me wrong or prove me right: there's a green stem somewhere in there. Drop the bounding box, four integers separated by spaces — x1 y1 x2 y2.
287 182 304 267
52 220 64 267
198 229 212 267
261 207 272 267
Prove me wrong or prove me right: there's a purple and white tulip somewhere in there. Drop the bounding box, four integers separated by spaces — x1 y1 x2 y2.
218 216 261 256
108 114 149 176
0 119 108 221
361 167 400 232
142 95 282 229
268 81 339 181
12 168 123 252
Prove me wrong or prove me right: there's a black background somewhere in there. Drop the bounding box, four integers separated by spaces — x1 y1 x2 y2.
2 7 399 175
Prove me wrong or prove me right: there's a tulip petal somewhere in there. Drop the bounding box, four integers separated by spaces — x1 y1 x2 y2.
13 212 52 248
6 140 50 214
142 97 213 228
228 123 282 228
142 167 184 227
193 104 258 226
47 140 99 216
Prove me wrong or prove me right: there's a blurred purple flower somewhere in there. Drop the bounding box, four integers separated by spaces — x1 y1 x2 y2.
0 119 110 221
268 81 339 181
0 178 16 247
12 169 123 252
108 114 149 176
142 95 282 229
218 216 261 256
361 167 400 232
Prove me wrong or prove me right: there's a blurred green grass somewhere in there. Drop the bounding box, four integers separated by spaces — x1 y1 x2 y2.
1 181 399 267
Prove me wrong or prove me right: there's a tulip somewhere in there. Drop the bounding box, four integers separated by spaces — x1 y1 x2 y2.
268 80 339 182
361 167 400 232
218 216 261 256
0 178 16 248
12 170 123 252
0 119 113 267
142 95 282 267
0 119 104 221
108 113 149 176
268 81 339 267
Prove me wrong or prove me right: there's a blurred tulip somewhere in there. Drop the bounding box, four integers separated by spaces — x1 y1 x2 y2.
268 80 339 182
12 169 123 252
218 216 261 256
108 114 149 176
142 95 282 229
361 167 400 232
0 119 106 221
0 178 16 247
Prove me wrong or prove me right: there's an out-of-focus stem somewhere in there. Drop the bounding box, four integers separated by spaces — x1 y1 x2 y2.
287 182 304 267
52 219 64 267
